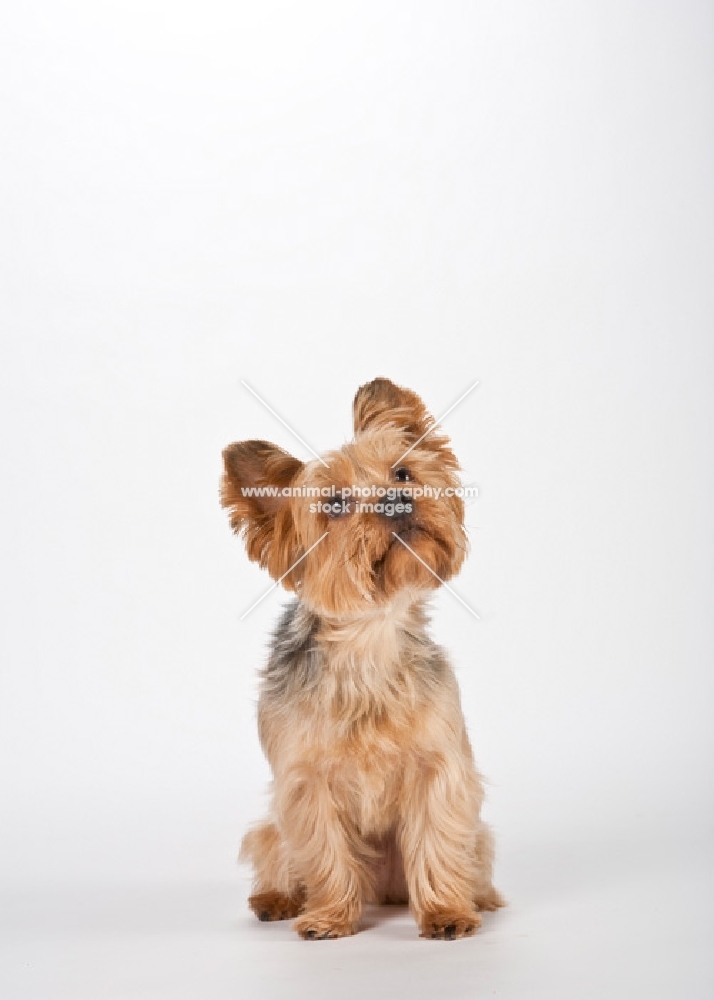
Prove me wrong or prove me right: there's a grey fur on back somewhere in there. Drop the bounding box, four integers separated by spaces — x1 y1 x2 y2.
262 599 322 702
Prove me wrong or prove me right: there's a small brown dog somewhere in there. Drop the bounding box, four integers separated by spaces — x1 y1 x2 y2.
221 377 503 939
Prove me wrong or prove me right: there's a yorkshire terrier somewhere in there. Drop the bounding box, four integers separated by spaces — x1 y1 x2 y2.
221 377 504 940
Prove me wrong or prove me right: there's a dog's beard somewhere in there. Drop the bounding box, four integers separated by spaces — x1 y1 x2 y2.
370 521 463 598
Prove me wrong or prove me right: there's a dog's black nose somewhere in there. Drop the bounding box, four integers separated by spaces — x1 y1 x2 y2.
379 490 414 519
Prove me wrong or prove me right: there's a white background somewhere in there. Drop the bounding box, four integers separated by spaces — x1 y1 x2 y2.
1 1 713 997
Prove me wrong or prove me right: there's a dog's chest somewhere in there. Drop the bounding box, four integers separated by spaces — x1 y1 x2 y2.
322 711 408 836
262 600 440 835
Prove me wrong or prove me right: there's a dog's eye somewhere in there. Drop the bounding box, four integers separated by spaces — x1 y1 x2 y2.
394 467 411 483
326 499 349 518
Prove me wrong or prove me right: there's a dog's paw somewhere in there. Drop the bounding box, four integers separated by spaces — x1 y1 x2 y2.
249 890 304 922
419 909 482 940
294 911 357 940
474 885 507 911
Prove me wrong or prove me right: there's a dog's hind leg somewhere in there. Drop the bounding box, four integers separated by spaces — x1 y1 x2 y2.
471 820 506 911
240 820 305 921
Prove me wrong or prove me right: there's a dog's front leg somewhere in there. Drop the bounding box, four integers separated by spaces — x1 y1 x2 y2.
275 765 371 940
398 756 482 940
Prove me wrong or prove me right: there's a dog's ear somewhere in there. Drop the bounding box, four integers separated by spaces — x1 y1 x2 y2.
353 377 457 464
353 378 434 438
221 440 304 585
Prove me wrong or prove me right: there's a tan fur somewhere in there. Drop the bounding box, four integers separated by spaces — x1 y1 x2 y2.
222 378 504 940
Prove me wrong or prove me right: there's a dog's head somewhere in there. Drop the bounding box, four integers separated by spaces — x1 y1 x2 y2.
221 378 467 615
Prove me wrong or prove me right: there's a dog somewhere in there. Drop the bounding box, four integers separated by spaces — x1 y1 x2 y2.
221 377 503 939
